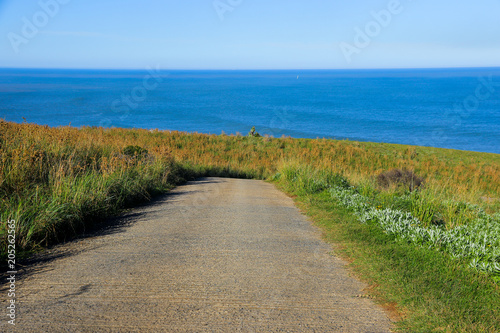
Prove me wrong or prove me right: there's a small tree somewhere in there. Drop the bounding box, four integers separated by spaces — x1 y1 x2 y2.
248 126 261 137
122 145 148 157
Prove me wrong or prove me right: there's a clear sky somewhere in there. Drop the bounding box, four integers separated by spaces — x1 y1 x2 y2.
1 0 499 69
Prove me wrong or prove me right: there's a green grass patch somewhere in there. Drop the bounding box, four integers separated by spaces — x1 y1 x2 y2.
274 179 500 332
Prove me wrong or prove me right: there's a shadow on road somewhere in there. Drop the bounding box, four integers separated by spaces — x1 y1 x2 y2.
0 179 219 286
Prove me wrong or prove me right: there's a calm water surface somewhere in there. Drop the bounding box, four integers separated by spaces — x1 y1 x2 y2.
0 68 499 154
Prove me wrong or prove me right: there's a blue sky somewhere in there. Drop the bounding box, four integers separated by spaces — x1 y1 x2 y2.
1 0 499 69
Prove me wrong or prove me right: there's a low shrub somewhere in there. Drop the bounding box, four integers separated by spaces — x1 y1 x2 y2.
122 145 148 157
376 168 424 192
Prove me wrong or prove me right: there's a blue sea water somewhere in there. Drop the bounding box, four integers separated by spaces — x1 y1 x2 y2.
0 68 499 154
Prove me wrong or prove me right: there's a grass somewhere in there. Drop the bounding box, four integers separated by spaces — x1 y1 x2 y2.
0 122 190 253
274 180 500 332
1 120 499 332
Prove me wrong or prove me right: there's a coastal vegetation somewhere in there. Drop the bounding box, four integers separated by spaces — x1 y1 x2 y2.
1 120 499 332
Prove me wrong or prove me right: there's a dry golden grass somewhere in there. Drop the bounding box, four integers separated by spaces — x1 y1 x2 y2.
2 120 499 205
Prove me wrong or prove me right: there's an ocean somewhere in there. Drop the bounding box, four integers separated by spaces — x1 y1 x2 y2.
0 68 499 154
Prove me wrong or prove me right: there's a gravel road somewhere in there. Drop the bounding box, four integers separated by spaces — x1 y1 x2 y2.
2 177 391 332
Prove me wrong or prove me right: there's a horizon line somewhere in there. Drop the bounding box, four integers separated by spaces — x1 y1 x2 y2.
1 66 500 71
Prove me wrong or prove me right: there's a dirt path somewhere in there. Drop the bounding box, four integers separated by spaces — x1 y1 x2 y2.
2 178 392 332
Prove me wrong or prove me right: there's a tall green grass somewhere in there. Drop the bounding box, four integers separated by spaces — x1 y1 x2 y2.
0 123 193 253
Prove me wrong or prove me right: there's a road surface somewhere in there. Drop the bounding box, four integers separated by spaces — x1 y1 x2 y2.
2 177 391 332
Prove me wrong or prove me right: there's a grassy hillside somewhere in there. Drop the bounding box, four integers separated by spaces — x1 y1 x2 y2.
2 120 499 250
1 120 499 331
